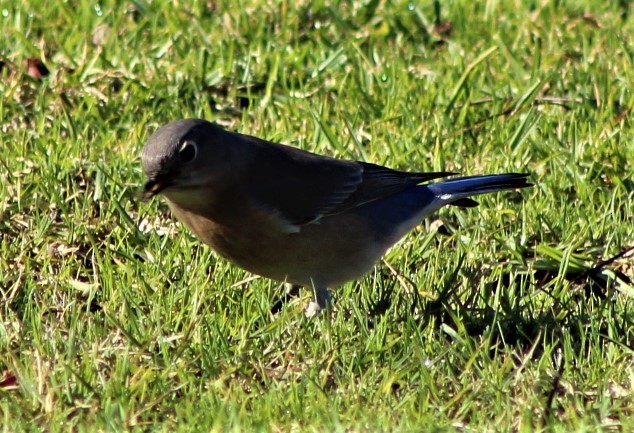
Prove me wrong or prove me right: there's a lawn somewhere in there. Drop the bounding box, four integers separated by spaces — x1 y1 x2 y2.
1 0 633 431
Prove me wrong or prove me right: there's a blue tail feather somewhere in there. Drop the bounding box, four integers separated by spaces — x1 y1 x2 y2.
428 174 531 204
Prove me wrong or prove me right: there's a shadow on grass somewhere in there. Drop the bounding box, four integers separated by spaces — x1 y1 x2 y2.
400 256 633 354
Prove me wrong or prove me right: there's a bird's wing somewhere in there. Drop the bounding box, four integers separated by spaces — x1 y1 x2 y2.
340 162 453 211
243 136 451 227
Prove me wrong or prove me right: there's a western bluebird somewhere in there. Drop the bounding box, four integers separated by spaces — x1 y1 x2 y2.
142 119 531 316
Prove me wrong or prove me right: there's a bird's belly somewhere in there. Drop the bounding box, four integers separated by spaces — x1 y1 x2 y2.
169 204 387 288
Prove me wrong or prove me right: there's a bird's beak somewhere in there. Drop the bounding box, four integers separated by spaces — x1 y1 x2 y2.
143 175 173 198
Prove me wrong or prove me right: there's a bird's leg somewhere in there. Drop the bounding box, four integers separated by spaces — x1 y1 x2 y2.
270 283 302 314
305 284 332 318
284 282 301 296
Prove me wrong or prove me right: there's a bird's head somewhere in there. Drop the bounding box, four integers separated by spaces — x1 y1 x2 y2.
141 118 236 199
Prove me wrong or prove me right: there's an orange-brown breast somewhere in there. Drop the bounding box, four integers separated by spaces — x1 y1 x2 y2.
165 197 386 288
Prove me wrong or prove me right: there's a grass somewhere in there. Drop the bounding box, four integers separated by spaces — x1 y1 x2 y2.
1 0 634 431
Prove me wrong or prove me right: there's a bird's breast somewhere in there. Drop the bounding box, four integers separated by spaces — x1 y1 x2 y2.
163 198 389 288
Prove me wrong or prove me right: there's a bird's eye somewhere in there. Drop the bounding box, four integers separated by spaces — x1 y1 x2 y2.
179 141 197 163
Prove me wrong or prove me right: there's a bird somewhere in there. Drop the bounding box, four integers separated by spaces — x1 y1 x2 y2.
142 118 531 316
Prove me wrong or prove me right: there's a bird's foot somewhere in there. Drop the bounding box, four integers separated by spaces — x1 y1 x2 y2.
305 301 322 318
304 286 332 318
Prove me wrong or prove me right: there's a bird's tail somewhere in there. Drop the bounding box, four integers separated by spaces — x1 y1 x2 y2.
427 173 532 207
